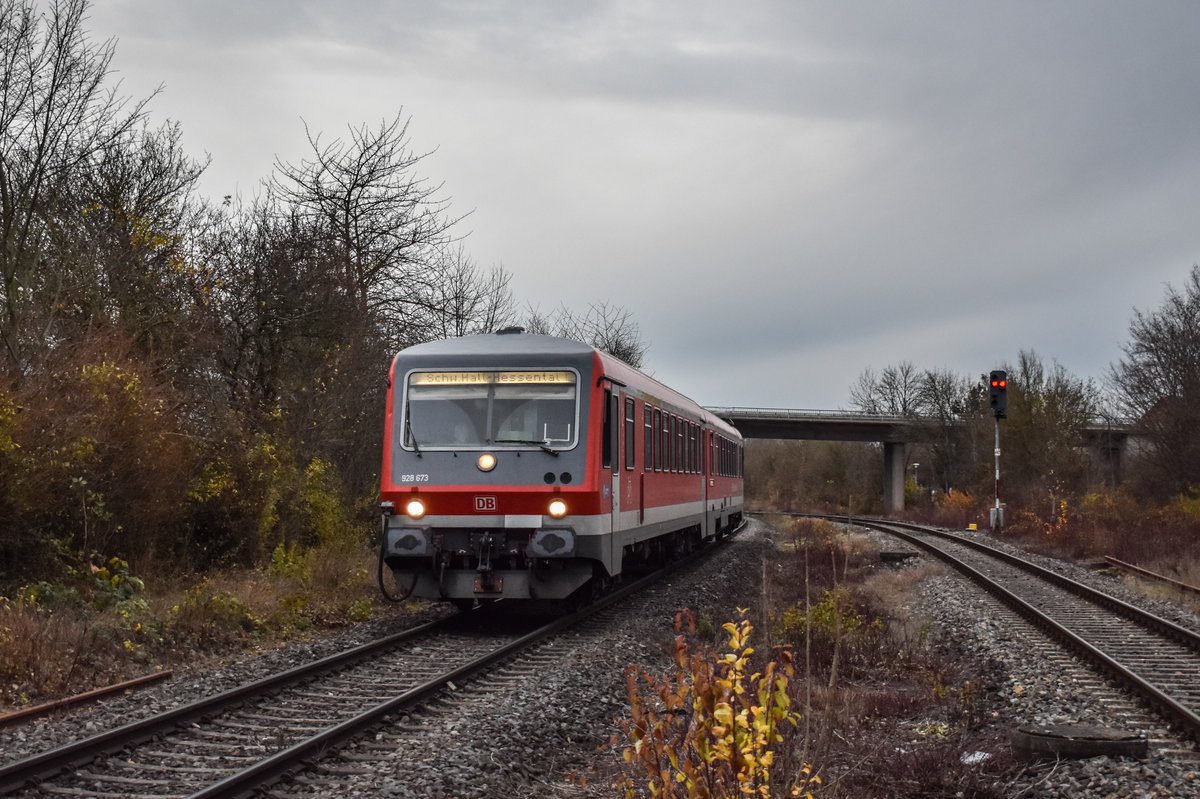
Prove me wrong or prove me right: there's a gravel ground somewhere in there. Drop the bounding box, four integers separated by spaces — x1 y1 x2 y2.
872 523 1200 799
295 524 765 798
4 519 1199 798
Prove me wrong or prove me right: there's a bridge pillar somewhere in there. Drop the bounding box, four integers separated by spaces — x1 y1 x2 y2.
1091 439 1126 486
883 442 906 513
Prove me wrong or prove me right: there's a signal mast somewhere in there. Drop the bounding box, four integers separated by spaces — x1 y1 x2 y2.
988 370 1007 529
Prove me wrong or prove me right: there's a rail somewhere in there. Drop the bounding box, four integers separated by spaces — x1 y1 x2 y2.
1105 556 1200 597
848 517 1200 744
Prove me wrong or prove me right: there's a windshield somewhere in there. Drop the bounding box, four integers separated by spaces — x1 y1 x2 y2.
402 370 579 450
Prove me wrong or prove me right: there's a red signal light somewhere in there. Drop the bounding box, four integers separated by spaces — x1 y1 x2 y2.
988 370 1008 418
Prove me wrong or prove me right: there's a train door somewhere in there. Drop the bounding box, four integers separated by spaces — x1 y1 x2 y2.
622 396 638 524
602 388 620 531
703 428 712 537
609 390 621 530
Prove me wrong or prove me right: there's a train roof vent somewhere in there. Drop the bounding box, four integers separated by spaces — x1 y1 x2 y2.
496 326 526 335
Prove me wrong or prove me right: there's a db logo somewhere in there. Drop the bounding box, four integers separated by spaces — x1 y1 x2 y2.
474 496 498 512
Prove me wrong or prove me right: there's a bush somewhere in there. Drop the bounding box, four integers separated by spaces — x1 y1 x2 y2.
166 577 264 648
617 611 816 798
91 557 147 611
0 345 199 585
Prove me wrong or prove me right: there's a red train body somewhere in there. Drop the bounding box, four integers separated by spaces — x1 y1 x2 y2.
379 330 743 605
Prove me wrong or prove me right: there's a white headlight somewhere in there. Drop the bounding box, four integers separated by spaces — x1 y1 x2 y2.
547 499 568 518
405 499 426 519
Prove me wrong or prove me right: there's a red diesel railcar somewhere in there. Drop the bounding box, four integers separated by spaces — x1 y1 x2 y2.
379 329 743 606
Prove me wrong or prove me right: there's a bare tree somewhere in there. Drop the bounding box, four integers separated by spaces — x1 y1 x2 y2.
523 300 648 368
270 114 463 347
1110 264 1200 496
74 120 207 358
848 362 922 416
916 367 976 493
425 245 517 338
0 0 152 372
202 196 354 409
1003 349 1095 502
573 300 647 368
848 368 882 413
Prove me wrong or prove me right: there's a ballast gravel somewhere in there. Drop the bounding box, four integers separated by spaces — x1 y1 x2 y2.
873 524 1200 799
0 602 450 762
3 519 1199 799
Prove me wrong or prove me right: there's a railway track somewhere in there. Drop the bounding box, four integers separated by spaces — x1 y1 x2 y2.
0 612 517 798
0 533 732 799
257 599 637 798
836 517 1200 746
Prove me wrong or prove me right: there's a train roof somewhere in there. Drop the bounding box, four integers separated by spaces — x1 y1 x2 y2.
591 348 741 439
393 330 595 360
392 331 742 440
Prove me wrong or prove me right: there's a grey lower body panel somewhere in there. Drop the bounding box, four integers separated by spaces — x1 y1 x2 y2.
383 496 742 602
391 562 595 601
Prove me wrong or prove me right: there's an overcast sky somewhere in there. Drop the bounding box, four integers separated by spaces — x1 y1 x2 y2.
88 1 1200 409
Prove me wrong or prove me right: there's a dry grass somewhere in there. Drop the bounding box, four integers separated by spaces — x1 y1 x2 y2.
0 540 416 711
752 518 1015 797
0 602 112 705
856 560 947 648
1115 572 1200 618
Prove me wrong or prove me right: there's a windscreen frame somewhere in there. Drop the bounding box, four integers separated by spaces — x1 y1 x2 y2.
398 367 582 452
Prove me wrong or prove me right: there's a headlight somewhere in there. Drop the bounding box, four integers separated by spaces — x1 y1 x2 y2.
405 498 426 519
547 498 568 518
477 453 496 472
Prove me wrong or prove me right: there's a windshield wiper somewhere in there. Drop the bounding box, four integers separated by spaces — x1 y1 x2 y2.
405 414 422 456
492 438 560 456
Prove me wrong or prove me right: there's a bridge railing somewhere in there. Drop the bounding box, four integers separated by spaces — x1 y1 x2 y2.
705 406 1136 431
705 406 913 423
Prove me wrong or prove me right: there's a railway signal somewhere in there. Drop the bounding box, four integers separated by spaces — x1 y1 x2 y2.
989 370 1007 419
987 369 1006 529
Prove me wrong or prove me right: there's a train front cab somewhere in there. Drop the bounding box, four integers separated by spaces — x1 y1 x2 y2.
381 343 603 602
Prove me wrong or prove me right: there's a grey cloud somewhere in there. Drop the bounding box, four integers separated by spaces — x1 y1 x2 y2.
88 0 1200 408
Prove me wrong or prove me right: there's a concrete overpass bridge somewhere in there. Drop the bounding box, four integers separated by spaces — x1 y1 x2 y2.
705 406 1134 513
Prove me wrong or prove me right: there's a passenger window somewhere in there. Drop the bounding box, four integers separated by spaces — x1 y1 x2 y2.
676 419 684 473
663 416 669 472
644 405 652 471
625 397 636 470
686 422 692 473
668 416 676 472
688 423 695 473
653 408 662 471
609 392 619 472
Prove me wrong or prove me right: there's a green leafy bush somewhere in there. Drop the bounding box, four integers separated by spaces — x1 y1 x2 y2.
91 556 149 627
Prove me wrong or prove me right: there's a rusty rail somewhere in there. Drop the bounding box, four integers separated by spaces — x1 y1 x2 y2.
1105 556 1200 597
0 670 172 729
